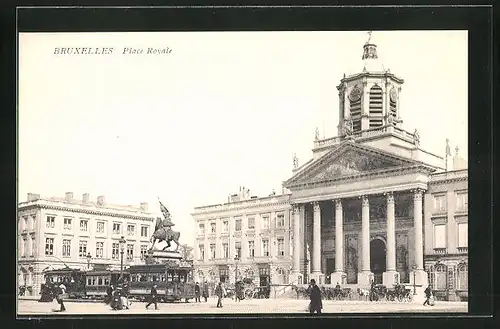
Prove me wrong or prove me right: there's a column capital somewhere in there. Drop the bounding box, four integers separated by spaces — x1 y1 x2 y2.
334 199 342 210
384 192 394 204
412 188 426 200
312 201 321 212
359 195 369 207
291 204 300 214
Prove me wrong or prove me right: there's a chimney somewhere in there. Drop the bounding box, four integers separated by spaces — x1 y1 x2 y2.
97 195 105 206
140 202 148 212
65 192 74 201
82 193 90 204
27 193 40 202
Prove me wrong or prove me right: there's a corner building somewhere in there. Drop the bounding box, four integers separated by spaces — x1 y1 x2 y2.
192 36 468 301
17 192 156 296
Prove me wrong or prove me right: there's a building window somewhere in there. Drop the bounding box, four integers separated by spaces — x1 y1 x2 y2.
78 241 87 257
262 215 270 229
112 243 119 260
276 214 285 228
222 221 229 233
433 264 447 290
45 238 54 255
127 225 135 236
235 242 241 258
262 239 269 256
456 192 468 212
457 263 468 290
235 219 242 231
80 220 88 232
277 238 285 256
248 241 255 258
63 218 72 230
141 226 148 237
126 244 134 261
199 223 205 235
62 239 71 257
223 243 229 258
210 244 216 259
199 245 205 260
210 222 216 234
96 222 105 233
433 194 447 213
140 245 148 260
46 216 55 228
369 85 384 128
95 242 104 258
22 238 27 257
113 223 121 234
247 217 255 229
457 223 468 248
433 224 447 249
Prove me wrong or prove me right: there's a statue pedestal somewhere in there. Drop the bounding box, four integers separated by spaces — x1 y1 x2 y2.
145 250 182 265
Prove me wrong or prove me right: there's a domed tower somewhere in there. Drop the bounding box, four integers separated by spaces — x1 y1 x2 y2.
336 32 404 136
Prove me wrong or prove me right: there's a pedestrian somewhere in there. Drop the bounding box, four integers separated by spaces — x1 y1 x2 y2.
195 282 201 302
202 281 209 302
215 282 223 308
307 279 322 315
105 284 114 305
146 283 159 310
55 282 67 312
423 285 434 306
235 281 241 302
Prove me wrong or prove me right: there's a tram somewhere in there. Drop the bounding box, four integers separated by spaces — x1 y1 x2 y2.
85 269 129 299
128 263 195 302
41 267 86 299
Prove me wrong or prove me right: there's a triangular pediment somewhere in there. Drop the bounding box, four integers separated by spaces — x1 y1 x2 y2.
284 142 421 188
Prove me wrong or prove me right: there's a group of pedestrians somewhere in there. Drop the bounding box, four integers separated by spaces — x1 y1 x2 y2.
194 281 210 302
38 278 67 312
105 280 131 310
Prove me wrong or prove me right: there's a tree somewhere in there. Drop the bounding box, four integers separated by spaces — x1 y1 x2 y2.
179 244 194 261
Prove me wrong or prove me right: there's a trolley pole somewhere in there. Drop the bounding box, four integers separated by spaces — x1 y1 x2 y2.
119 236 126 280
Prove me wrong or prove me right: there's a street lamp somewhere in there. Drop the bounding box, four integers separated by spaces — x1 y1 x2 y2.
86 253 92 270
411 264 417 295
119 236 126 280
234 254 239 301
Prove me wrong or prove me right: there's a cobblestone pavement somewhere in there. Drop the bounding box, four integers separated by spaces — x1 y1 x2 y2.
18 298 467 315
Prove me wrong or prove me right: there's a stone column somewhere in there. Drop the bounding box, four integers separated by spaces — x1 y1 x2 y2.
358 195 373 285
292 204 301 274
383 192 399 287
310 202 324 284
331 199 346 285
411 189 429 297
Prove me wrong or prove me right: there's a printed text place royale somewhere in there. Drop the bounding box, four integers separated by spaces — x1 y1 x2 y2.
53 47 115 55
123 47 172 55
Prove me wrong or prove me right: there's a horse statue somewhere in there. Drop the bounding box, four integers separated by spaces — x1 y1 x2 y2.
149 217 181 252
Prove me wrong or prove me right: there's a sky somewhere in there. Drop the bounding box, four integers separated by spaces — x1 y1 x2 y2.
18 31 468 247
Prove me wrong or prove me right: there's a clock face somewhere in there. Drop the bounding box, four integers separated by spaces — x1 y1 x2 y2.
390 88 398 102
349 87 362 102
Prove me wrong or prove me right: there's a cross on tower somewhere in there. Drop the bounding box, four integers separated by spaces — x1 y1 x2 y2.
367 31 372 44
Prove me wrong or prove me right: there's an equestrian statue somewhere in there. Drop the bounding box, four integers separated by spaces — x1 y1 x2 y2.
149 199 181 252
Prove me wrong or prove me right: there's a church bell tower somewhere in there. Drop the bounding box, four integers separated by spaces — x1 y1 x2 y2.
336 32 405 137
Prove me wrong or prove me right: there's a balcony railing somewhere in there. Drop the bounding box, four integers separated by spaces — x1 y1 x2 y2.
433 248 447 254
457 247 468 253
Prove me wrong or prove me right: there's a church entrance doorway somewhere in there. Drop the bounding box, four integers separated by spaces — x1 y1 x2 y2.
370 238 386 284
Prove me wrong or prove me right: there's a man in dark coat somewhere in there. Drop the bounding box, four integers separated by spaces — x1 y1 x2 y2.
307 279 322 314
202 281 209 302
145 283 159 310
423 285 433 306
55 282 67 312
215 282 223 308
194 282 201 302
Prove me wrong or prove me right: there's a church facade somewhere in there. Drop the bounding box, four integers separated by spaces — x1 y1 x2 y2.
192 34 467 301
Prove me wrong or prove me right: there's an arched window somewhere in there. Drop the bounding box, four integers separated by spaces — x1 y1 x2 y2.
208 270 216 282
349 86 362 132
457 263 468 290
434 264 447 290
369 85 383 128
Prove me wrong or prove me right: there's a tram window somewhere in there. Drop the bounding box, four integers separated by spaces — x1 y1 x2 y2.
87 278 92 286
92 277 96 285
104 278 110 285
131 275 137 282
160 275 166 282
98 277 103 285
140 275 147 282
173 272 179 282
167 271 173 282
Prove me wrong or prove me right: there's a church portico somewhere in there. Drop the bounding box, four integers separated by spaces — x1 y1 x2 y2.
288 187 427 288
